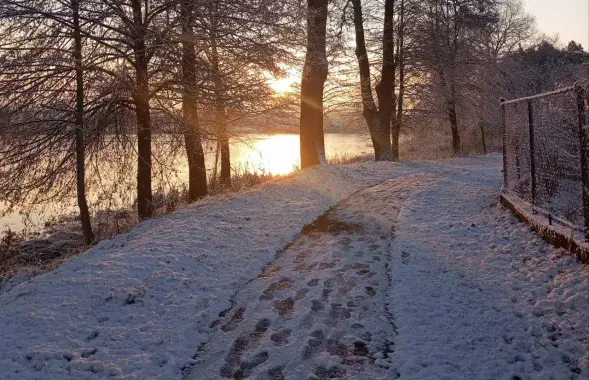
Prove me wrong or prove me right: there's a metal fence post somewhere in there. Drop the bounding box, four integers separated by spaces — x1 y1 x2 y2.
501 98 507 190
514 103 521 182
576 83 589 241
527 100 537 212
480 124 487 155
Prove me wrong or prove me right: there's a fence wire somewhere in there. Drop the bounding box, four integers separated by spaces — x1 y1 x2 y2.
502 82 589 240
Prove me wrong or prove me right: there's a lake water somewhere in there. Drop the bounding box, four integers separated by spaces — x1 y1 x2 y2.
1 133 373 233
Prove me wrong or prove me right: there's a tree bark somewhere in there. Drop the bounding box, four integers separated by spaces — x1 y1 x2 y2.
351 0 380 160
299 0 328 168
447 1 460 155
212 76 230 185
131 0 153 219
181 0 207 201
391 0 405 160
352 0 395 161
448 85 461 155
439 67 461 156
210 2 230 184
374 0 395 161
71 0 94 244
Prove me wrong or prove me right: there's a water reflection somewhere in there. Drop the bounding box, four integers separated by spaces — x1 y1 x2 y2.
230 134 301 175
226 133 372 175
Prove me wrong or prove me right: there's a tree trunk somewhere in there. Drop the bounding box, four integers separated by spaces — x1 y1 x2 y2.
374 0 395 161
447 1 461 156
131 0 153 219
219 137 230 184
391 118 400 159
181 0 207 201
71 0 94 244
439 68 461 156
392 0 405 160
394 58 405 160
299 0 328 168
210 3 230 184
448 81 460 155
391 92 397 158
351 0 380 160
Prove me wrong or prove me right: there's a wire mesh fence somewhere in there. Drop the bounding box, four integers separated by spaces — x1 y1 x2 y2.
501 81 589 241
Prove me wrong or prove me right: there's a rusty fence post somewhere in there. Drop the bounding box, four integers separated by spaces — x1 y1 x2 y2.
576 83 589 241
527 100 537 212
501 98 507 190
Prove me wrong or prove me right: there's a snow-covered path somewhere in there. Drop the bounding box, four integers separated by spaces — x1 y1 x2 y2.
1 155 587 380
0 161 416 380
184 158 588 380
389 163 588 379
185 173 438 380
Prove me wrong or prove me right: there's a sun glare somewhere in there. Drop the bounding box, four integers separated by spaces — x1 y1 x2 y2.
267 69 299 95
233 135 300 175
270 78 294 94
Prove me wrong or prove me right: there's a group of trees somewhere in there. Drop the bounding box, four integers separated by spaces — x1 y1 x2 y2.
501 40 589 96
0 0 586 244
299 0 587 164
0 0 299 243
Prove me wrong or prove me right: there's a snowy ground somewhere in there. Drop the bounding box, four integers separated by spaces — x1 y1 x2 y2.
389 161 588 380
0 155 587 380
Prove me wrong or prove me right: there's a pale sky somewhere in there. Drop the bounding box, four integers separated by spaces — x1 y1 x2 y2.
524 0 589 50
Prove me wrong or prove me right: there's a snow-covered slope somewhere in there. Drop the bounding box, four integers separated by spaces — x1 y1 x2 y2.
0 161 414 379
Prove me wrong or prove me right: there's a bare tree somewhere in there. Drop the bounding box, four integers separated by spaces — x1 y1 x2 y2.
180 0 207 200
392 0 406 159
350 0 379 157
300 0 329 168
485 0 535 60
374 0 396 160
71 0 94 243
130 0 154 218
208 0 231 185
412 0 499 155
82 0 179 219
350 0 394 160
187 0 297 180
0 0 99 243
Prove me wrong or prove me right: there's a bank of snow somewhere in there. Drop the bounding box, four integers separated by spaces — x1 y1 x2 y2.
0 161 413 380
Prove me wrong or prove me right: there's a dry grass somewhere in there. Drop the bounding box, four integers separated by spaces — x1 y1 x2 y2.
208 165 275 195
0 227 86 279
327 152 373 164
399 129 502 161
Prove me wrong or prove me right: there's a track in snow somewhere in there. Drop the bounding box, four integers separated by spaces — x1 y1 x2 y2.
186 173 438 380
